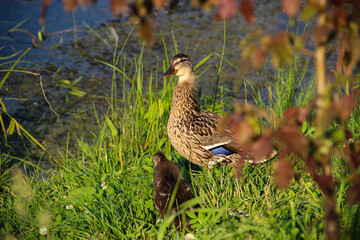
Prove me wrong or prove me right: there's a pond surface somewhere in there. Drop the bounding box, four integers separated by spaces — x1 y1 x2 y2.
0 0 302 162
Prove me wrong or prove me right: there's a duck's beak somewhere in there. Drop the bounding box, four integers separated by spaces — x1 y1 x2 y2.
162 65 176 78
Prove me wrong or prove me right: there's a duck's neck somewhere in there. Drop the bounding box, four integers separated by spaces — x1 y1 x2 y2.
178 74 195 86
171 81 200 117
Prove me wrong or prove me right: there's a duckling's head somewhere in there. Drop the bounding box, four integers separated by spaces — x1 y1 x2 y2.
162 53 195 84
153 151 167 168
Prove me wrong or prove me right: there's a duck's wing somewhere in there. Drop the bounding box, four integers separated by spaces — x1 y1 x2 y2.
190 110 233 151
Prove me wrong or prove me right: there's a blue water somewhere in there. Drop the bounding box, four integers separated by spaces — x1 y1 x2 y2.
0 0 112 62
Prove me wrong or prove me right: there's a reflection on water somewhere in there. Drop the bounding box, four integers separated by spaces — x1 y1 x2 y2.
0 0 302 162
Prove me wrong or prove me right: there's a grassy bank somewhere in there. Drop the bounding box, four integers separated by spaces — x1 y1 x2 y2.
1 47 359 240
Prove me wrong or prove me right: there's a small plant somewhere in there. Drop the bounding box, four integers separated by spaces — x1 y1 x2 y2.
56 77 87 102
0 48 46 151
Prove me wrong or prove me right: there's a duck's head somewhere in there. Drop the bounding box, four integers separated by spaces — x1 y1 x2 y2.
162 54 195 83
153 151 167 168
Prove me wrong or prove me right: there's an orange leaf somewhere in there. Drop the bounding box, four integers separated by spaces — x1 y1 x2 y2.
251 48 265 69
251 136 272 163
109 0 128 15
215 0 237 21
274 156 295 190
336 95 356 121
313 174 334 200
282 0 300 18
63 0 78 11
233 121 254 147
239 0 255 24
279 125 308 160
152 0 168 10
313 26 329 46
283 107 309 125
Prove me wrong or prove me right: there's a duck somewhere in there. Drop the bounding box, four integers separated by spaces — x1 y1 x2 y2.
162 53 276 175
153 151 194 229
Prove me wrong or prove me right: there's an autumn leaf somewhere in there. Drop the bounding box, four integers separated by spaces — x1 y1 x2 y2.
251 48 265 69
233 159 245 180
63 0 79 11
239 0 255 24
250 136 272 163
233 121 254 147
215 0 237 21
313 174 334 200
272 32 293 67
152 0 168 10
274 155 295 190
242 43 257 59
62 0 94 12
313 25 329 46
109 0 128 15
283 107 309 125
218 111 245 132
334 94 356 121
278 125 308 160
260 32 293 68
282 0 300 18
39 0 52 25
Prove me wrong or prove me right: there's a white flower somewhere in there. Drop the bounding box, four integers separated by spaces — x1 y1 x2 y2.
207 161 216 169
184 233 196 240
84 210 89 214
66 205 73 210
39 227 48 235
101 182 107 190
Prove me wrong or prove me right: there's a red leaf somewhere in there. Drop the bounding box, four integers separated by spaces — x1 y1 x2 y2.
304 156 319 173
233 121 254 147
233 160 245 180
109 0 128 15
39 0 52 26
251 48 265 69
313 174 334 200
313 26 329 46
283 107 309 125
219 113 243 132
274 156 295 190
239 0 255 24
250 136 272 163
282 0 300 18
335 95 356 121
152 0 168 10
215 0 237 21
63 0 78 11
278 125 308 160
62 0 94 11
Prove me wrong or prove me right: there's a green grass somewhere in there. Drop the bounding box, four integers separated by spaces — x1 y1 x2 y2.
1 41 360 240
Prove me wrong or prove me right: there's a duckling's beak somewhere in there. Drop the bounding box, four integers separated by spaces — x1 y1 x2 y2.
162 65 176 78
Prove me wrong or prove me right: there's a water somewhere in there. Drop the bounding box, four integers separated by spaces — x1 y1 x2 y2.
0 0 292 161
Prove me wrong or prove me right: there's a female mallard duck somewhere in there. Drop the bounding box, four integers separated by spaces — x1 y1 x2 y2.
153 151 194 229
163 53 275 170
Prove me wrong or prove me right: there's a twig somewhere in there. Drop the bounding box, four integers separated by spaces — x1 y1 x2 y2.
39 74 59 118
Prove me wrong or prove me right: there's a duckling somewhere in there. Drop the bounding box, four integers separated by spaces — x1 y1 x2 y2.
153 151 194 229
163 53 275 172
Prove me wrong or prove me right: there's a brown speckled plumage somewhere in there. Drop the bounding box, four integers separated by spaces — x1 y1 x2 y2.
153 151 194 229
163 53 275 168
